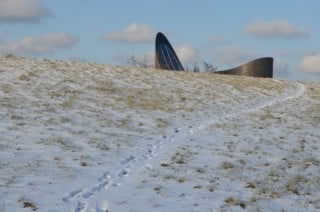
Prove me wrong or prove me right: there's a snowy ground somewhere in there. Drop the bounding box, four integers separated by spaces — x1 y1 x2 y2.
0 55 319 211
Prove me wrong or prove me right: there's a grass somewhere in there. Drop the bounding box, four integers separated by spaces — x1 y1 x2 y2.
224 197 246 209
171 152 188 165
154 186 162 195
285 175 310 195
220 161 234 169
1 55 320 211
18 197 37 211
0 55 295 121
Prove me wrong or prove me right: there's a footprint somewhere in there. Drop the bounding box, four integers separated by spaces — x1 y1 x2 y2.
112 182 121 187
82 190 94 199
63 189 83 203
74 201 87 212
118 169 129 177
120 155 135 165
98 171 111 182
95 201 109 212
92 180 109 192
83 180 110 199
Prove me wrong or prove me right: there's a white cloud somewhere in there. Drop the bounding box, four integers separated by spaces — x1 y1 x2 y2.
0 32 78 55
244 19 309 38
211 46 256 65
136 51 154 65
274 60 291 78
299 53 320 73
102 23 156 43
175 44 199 65
0 0 53 23
209 36 227 45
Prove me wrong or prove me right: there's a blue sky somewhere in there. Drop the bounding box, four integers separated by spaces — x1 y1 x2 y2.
0 0 319 81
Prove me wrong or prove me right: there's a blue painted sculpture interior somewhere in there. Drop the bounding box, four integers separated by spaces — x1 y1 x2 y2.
155 32 184 71
155 32 273 78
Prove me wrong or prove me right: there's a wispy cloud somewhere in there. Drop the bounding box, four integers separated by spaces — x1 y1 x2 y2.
0 32 78 55
209 36 228 45
299 53 320 73
274 60 291 78
244 19 309 38
211 46 256 65
136 51 154 65
102 23 156 43
176 44 200 65
0 0 53 23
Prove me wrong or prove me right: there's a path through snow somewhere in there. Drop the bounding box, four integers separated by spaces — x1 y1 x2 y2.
64 82 307 211
0 56 319 211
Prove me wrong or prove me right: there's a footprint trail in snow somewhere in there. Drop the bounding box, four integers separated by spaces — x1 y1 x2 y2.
64 82 306 211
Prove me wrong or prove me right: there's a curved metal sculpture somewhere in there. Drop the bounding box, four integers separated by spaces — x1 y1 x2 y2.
154 32 273 78
216 57 273 78
155 32 184 71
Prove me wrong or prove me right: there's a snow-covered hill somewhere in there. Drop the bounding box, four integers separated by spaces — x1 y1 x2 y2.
0 55 319 211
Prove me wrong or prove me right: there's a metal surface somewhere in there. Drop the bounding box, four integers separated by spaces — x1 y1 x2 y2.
154 32 273 78
216 57 273 78
155 32 184 70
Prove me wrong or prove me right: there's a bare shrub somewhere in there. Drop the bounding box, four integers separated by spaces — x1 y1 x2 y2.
185 61 217 73
127 54 153 68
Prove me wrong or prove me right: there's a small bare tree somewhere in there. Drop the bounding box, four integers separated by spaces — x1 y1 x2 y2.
192 61 200 72
185 61 217 73
202 61 217 73
127 54 153 68
138 55 151 68
127 54 139 67
127 55 217 72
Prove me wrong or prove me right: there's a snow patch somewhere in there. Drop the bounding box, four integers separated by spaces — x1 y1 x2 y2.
0 55 319 211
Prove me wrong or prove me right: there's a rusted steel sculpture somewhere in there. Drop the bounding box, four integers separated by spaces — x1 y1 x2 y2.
216 57 273 78
155 32 273 78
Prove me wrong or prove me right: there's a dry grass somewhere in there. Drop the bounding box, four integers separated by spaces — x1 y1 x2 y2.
1 55 320 211
0 56 293 119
